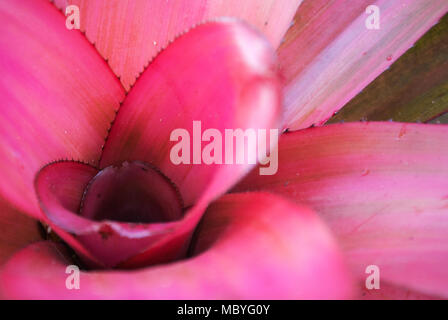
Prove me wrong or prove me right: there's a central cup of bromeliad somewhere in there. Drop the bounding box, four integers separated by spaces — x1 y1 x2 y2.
79 161 184 224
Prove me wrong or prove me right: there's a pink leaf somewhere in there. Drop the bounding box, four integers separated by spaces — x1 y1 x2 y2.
235 122 448 298
0 0 125 219
0 193 352 299
100 19 282 209
52 0 302 90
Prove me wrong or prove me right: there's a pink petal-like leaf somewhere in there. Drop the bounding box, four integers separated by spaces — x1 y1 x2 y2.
0 193 352 299
278 0 448 130
52 0 302 90
101 20 282 209
235 122 448 298
0 0 125 219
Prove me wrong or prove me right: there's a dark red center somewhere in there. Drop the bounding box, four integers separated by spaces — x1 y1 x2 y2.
79 161 183 224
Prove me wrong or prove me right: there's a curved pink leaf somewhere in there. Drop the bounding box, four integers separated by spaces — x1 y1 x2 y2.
101 20 282 209
52 0 302 90
0 193 352 299
235 122 448 298
0 0 125 219
278 0 448 130
35 161 192 268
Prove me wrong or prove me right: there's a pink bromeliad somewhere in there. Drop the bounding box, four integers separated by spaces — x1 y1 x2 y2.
0 0 447 299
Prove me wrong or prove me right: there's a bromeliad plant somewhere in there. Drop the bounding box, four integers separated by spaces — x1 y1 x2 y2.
0 0 447 299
